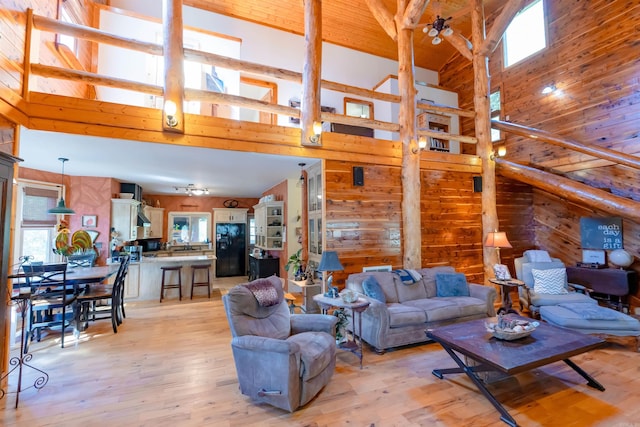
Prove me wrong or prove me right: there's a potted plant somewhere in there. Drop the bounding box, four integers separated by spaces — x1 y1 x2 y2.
285 248 305 280
334 308 350 343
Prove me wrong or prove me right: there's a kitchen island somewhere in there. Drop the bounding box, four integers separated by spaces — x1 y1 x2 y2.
120 254 216 301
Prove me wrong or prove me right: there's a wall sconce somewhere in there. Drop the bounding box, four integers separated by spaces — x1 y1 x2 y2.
164 100 178 128
490 145 507 160
541 84 557 95
412 136 428 154
308 121 323 144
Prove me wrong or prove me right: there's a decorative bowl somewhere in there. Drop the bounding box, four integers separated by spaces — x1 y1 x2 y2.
486 319 539 341
119 193 134 199
340 289 358 303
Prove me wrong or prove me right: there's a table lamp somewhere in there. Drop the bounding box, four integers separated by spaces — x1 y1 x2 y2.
484 231 512 264
317 251 344 295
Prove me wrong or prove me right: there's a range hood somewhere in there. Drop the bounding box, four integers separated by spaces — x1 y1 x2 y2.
120 183 151 226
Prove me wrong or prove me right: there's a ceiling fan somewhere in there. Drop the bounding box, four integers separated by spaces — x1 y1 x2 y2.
417 1 472 49
422 15 453 45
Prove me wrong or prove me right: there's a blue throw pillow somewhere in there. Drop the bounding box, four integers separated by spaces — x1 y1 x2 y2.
362 276 386 303
435 273 470 297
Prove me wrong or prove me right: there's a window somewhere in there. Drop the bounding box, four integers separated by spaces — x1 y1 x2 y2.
249 217 256 246
15 181 61 264
344 98 373 119
167 212 211 245
504 0 546 67
57 3 78 55
490 89 502 142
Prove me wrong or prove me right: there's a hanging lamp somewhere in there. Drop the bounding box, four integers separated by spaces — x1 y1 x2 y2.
47 157 75 215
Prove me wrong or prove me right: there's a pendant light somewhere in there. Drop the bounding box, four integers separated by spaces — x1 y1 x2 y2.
296 162 306 188
48 157 75 215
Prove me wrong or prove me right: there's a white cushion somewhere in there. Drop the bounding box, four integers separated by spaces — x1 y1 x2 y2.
524 250 553 262
532 268 568 295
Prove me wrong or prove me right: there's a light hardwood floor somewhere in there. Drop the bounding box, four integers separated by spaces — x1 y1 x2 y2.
2 278 639 426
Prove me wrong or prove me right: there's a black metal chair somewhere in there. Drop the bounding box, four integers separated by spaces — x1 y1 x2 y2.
67 252 97 268
21 263 77 351
76 256 130 333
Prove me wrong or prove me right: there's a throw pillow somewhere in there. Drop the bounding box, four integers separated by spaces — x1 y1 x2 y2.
362 276 386 303
532 268 568 294
435 273 470 297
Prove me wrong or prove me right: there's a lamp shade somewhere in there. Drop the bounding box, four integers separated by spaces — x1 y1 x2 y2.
484 231 512 249
48 198 75 215
317 251 344 272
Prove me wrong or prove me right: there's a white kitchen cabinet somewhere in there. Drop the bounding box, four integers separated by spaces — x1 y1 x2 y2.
254 201 284 250
124 263 140 299
214 208 247 223
111 199 140 241
143 206 165 238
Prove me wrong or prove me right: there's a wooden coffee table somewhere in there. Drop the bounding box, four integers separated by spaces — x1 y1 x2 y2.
427 317 605 427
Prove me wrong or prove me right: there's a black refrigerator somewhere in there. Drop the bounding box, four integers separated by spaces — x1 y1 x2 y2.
215 223 246 277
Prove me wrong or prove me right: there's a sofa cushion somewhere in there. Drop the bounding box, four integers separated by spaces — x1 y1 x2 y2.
438 296 489 318
362 276 386 303
418 266 456 297
404 298 459 322
396 279 428 303
532 268 568 294
386 303 427 327
435 273 470 297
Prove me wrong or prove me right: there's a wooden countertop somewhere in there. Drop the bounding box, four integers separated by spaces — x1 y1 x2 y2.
142 255 215 263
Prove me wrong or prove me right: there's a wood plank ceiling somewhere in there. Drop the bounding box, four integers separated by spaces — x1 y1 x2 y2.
184 0 504 73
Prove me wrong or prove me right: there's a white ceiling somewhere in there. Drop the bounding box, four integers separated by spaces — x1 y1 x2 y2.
19 127 315 198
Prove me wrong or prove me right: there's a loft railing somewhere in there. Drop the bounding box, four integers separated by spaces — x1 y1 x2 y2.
25 8 475 147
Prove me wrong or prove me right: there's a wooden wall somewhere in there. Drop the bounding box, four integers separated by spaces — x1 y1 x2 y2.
325 160 486 287
440 0 640 308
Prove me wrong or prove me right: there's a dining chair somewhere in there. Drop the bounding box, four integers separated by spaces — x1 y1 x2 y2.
76 255 130 333
21 263 77 351
67 252 97 268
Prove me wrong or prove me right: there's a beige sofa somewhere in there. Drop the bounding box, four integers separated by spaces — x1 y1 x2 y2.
345 266 497 354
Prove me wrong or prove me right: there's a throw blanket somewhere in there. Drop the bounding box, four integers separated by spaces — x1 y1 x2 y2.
244 280 279 307
558 303 626 321
392 269 422 285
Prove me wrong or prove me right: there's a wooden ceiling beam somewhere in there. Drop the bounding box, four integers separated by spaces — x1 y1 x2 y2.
402 0 430 29
364 0 398 41
497 159 640 223
443 30 473 61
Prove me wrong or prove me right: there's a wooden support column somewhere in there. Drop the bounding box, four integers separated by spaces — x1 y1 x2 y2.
162 0 185 133
22 9 35 101
396 3 420 269
301 0 322 146
471 0 498 279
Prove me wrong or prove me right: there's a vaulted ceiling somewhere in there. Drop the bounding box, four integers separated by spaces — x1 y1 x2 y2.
184 0 504 72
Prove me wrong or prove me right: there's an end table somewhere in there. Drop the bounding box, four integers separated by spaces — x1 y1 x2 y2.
489 278 525 315
313 294 370 369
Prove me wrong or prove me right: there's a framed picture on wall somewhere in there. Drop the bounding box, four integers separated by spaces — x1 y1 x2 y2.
82 215 97 228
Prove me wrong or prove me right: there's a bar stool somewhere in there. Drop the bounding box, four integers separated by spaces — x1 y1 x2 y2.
191 264 211 299
160 265 182 302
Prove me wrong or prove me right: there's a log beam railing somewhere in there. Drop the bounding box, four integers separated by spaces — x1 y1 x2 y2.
493 120 640 171
28 10 473 136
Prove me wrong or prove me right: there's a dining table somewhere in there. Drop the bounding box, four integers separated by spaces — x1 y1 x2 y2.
2 263 121 408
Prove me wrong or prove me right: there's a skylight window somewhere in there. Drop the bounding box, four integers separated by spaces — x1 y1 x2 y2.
504 0 546 67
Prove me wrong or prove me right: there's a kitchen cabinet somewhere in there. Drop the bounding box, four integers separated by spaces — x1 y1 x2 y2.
111 199 140 241
124 263 140 298
214 208 247 223
249 254 280 281
143 206 165 239
307 163 323 264
254 201 284 250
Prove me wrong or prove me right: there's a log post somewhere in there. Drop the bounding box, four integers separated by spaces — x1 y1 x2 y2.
471 0 499 279
301 0 322 146
162 0 185 133
396 3 420 269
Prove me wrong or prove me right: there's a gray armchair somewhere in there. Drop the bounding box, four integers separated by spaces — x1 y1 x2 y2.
514 250 596 317
222 276 338 412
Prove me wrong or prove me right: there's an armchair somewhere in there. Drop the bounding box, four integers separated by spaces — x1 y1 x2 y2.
514 250 596 317
222 276 338 412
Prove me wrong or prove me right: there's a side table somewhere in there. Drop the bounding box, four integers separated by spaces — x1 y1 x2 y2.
1 292 49 408
288 279 321 313
489 278 525 315
313 294 370 369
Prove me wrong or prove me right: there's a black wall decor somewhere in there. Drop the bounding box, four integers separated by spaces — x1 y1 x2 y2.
353 166 364 186
473 176 482 192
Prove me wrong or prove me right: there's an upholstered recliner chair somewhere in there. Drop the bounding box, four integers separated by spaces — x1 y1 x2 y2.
514 250 596 317
222 275 338 412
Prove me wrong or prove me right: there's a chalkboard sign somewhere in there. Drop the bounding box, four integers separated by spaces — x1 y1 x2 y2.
580 217 623 250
